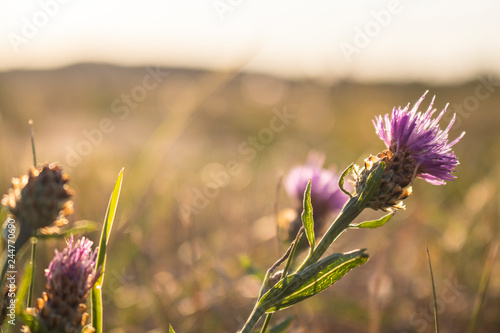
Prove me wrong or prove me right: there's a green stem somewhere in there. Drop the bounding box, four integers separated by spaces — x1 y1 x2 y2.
239 306 266 333
260 313 273 333
298 197 361 270
298 162 384 270
27 236 37 307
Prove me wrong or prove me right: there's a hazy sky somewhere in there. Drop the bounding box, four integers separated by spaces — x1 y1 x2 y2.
1 0 499 83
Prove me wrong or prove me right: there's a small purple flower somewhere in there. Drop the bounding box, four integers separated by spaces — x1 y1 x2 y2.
29 236 100 332
373 91 465 185
45 236 99 295
285 151 347 215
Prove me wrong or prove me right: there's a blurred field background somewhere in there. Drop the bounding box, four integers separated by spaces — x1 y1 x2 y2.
0 64 499 332
1 1 500 332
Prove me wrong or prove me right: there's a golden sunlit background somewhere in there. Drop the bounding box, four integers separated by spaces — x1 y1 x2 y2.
1 0 500 332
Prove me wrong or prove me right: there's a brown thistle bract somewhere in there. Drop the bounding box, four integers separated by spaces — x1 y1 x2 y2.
353 146 415 212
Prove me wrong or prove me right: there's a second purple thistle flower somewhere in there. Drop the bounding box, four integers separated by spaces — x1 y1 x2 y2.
283 151 348 241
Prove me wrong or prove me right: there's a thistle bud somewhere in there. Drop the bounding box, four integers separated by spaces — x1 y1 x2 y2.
353 149 414 211
2 163 74 235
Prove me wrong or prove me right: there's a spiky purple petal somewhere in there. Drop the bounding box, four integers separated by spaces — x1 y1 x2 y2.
45 236 99 295
373 91 465 185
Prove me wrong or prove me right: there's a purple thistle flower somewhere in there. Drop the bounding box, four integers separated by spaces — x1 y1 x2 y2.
45 236 99 295
31 236 100 332
373 91 465 185
282 151 347 244
285 151 347 215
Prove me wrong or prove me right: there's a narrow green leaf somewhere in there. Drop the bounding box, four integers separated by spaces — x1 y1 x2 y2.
169 324 176 333
338 163 354 198
258 249 368 312
301 180 315 250
91 168 124 333
349 212 394 229
14 262 49 333
16 262 33 311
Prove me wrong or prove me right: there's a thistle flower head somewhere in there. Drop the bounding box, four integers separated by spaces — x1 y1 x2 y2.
2 163 74 233
373 91 465 185
354 92 465 211
45 236 99 295
33 236 99 333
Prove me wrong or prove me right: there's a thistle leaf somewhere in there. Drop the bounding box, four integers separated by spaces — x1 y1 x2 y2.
301 180 315 250
349 212 394 229
338 163 354 198
258 249 368 312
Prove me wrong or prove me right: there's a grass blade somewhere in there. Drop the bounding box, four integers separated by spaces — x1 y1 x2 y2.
426 245 439 333
91 168 124 333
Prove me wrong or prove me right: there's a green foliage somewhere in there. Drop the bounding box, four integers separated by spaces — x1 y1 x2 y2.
258 249 368 313
301 180 315 250
357 162 385 205
338 163 354 198
91 168 124 333
349 212 394 229
14 262 49 333
169 324 176 333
